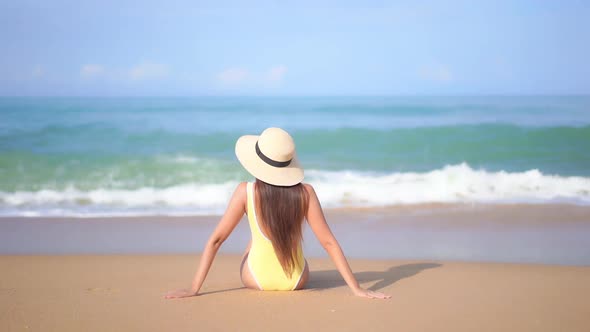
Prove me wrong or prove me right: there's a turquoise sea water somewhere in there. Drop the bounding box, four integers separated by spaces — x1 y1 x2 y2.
1 96 590 216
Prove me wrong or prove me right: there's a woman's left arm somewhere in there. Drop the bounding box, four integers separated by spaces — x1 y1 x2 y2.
165 182 247 299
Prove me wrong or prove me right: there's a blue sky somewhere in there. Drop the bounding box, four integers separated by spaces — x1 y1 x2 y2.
1 0 589 96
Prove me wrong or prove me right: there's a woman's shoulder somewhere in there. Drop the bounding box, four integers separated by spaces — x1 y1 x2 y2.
232 182 249 200
301 182 313 189
301 182 317 196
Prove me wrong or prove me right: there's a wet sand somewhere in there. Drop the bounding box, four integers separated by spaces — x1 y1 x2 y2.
1 203 589 265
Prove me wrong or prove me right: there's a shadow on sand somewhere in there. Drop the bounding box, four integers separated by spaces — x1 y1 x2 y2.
196 286 247 296
305 262 442 291
191 262 441 296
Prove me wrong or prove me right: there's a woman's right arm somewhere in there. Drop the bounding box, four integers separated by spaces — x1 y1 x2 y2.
304 184 391 299
164 182 247 299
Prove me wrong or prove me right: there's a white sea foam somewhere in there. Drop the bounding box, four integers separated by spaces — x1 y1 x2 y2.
307 163 590 207
1 163 589 217
157 154 203 164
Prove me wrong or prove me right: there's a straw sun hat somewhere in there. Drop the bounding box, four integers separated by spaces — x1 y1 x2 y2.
235 127 304 186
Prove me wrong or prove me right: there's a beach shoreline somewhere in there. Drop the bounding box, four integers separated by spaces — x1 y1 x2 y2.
2 201 589 221
1 203 589 266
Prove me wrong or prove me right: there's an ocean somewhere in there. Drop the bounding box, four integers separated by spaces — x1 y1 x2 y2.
1 96 590 217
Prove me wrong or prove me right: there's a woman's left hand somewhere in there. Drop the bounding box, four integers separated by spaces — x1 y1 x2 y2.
352 287 391 299
164 288 197 299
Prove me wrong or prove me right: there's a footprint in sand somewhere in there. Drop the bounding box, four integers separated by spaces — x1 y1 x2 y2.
85 287 119 293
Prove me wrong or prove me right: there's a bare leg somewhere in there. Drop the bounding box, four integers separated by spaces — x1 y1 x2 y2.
240 240 251 263
293 259 309 290
240 240 260 290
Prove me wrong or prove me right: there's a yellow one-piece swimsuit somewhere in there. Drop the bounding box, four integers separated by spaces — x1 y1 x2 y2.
246 182 306 291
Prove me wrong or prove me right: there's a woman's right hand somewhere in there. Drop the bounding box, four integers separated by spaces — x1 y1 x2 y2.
352 287 391 299
164 288 198 299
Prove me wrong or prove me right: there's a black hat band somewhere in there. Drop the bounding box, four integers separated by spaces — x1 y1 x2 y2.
255 141 292 168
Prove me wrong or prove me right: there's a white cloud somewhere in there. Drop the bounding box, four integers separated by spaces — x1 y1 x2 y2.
217 67 249 85
265 65 288 83
80 64 105 78
129 62 169 80
418 64 454 83
31 65 45 78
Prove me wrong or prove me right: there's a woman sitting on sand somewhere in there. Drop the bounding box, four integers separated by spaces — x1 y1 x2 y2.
165 127 390 299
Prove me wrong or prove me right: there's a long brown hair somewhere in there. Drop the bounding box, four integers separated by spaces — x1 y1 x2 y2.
255 179 309 277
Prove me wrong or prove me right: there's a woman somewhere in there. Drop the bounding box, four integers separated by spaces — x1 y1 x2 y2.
165 127 390 299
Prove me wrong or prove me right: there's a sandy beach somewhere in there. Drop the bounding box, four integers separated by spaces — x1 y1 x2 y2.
1 204 589 331
1 254 589 332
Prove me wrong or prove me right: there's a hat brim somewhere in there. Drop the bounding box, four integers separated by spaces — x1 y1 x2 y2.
235 135 304 186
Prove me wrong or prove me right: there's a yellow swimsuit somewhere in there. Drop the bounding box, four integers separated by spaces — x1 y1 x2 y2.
246 182 306 291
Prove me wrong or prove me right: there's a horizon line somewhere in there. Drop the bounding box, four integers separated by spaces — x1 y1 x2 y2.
1 93 590 98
